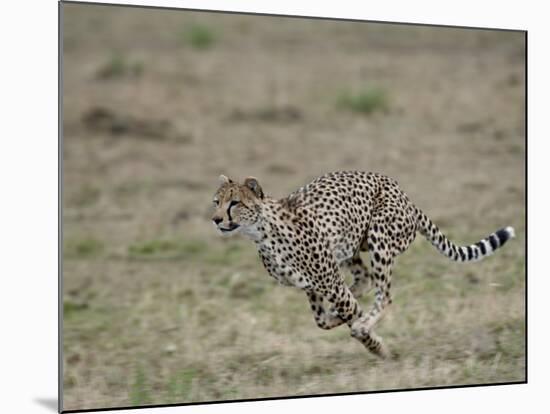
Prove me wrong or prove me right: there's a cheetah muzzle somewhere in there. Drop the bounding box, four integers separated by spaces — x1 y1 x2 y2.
211 171 516 358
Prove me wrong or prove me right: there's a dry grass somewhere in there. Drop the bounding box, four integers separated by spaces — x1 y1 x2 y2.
62 4 525 411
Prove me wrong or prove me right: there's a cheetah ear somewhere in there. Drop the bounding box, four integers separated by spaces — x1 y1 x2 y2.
244 176 264 199
218 174 232 185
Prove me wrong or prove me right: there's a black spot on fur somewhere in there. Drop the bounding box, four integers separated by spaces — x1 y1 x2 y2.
477 241 487 255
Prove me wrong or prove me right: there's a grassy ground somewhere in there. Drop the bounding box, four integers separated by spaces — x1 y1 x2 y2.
62 4 525 411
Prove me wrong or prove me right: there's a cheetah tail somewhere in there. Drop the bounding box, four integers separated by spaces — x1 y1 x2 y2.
415 208 515 263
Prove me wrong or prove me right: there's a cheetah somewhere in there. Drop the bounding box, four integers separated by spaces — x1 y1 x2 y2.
211 171 515 358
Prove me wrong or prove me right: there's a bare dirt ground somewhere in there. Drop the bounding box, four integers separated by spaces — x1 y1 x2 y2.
62 4 525 411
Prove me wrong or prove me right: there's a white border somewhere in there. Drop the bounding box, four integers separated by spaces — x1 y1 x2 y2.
2 1 548 413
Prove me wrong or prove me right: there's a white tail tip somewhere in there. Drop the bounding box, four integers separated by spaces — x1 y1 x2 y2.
505 226 516 239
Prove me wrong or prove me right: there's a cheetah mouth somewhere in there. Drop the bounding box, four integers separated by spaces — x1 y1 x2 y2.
219 223 240 233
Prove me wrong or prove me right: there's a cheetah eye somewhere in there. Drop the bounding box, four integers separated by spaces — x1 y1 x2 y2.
228 200 240 209
213 199 219 207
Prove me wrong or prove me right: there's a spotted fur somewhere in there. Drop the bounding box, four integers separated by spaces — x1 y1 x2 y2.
211 171 515 358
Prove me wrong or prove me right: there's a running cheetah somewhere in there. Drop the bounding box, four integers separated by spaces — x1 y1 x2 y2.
211 171 515 358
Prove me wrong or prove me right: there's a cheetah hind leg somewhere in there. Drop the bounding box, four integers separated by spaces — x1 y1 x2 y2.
351 245 399 359
344 254 374 299
328 281 393 359
306 291 346 330
350 326 391 359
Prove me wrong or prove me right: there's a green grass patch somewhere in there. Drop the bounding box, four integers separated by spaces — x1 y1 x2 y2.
96 54 144 79
63 301 112 344
128 239 207 260
64 238 104 259
114 181 146 197
63 300 89 317
490 318 525 359
70 185 100 207
126 237 256 266
495 257 525 292
253 365 275 386
130 366 152 406
183 24 217 50
337 87 388 115
204 243 245 266
166 369 196 403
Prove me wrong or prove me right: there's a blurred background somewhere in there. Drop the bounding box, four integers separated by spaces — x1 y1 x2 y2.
62 3 525 411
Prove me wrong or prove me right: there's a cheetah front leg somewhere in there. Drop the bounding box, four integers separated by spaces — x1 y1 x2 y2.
306 290 346 330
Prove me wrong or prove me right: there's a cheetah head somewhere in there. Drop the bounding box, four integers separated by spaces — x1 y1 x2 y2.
211 175 264 236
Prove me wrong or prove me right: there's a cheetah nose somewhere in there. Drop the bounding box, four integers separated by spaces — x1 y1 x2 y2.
213 217 223 225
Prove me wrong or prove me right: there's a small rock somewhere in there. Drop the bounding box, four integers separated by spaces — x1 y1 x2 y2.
164 343 177 354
